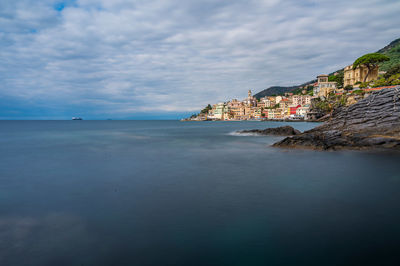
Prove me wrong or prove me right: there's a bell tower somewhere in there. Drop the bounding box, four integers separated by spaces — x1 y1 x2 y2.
248 90 252 98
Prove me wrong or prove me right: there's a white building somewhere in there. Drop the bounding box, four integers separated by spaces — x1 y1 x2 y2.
296 106 310 119
313 74 337 97
208 103 226 120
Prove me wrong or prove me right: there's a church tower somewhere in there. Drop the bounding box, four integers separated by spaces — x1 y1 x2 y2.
248 90 252 98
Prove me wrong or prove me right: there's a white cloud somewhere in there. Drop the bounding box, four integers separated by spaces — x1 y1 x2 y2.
0 0 399 118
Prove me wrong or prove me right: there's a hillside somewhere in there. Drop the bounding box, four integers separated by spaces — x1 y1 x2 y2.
254 81 315 99
254 86 300 98
377 38 400 71
254 37 400 98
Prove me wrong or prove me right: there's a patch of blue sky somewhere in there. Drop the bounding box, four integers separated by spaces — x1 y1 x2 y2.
54 0 77 12
54 2 65 11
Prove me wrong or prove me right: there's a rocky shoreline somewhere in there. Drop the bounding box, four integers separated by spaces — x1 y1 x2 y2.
273 87 400 150
237 126 301 136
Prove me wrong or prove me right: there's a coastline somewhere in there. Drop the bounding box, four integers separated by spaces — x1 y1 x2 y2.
273 87 400 151
181 118 321 122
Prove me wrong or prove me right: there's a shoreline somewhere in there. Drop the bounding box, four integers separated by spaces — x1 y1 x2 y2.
181 119 321 122
273 87 400 151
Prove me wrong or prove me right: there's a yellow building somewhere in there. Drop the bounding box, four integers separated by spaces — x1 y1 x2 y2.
227 100 244 120
278 99 291 109
253 107 262 119
343 64 379 87
267 109 284 119
244 106 252 119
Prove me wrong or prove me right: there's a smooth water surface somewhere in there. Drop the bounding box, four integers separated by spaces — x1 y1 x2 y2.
1 121 400 266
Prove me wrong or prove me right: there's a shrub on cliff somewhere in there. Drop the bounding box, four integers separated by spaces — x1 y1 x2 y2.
359 82 370 88
383 64 400 79
372 64 400 87
344 85 353 91
351 89 365 95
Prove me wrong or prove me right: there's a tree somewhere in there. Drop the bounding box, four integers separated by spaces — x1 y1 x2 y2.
200 104 212 114
328 71 344 88
353 53 390 82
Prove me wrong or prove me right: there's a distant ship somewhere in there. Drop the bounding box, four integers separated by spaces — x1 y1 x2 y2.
72 117 83 120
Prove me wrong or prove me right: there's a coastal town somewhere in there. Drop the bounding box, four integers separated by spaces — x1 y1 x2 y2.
185 47 400 121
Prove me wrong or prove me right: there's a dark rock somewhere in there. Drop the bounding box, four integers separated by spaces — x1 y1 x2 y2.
238 126 301 136
273 86 400 150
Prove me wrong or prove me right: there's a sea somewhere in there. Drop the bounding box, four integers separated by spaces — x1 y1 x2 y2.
1 120 400 266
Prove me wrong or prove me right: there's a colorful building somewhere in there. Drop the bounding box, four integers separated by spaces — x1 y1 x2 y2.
343 64 379 87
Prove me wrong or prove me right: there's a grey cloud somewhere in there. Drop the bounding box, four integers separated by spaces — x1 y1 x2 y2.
0 0 399 118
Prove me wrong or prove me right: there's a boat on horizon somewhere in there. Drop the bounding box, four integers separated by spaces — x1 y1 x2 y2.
72 117 83 120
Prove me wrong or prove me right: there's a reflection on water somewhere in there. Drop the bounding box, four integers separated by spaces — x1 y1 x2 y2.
0 121 400 266
0 213 92 265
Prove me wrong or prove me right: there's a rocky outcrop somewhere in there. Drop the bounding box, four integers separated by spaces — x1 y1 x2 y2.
238 126 301 136
273 87 400 150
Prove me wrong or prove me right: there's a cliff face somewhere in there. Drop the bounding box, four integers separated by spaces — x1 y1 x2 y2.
273 87 400 150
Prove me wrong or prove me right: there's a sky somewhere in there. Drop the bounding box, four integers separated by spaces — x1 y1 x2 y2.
0 0 399 119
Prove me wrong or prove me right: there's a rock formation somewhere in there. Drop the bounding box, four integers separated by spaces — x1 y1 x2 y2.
238 126 301 136
273 87 400 150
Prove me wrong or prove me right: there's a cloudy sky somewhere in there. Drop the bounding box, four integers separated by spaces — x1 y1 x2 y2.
0 0 399 119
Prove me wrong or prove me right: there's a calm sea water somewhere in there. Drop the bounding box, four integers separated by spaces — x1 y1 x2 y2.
1 120 400 266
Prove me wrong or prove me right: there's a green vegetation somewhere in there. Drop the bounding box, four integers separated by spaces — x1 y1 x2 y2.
383 64 400 79
372 75 400 87
291 85 314 95
344 85 353 91
378 38 400 71
306 85 314 96
313 100 331 112
369 64 400 87
358 82 369 89
328 71 344 88
351 89 365 96
200 104 212 114
292 88 301 95
353 53 390 82
312 94 348 113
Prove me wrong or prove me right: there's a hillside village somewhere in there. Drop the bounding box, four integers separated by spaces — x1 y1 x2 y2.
185 38 400 121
